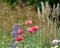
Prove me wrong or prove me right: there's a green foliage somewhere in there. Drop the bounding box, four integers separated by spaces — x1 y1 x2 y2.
7 0 16 5
6 0 60 8
48 0 60 7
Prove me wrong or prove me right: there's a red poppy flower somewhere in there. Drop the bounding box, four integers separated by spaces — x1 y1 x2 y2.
25 20 32 25
17 29 23 34
27 27 34 32
15 35 23 41
32 25 39 31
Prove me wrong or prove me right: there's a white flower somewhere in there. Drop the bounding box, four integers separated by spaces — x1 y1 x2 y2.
52 39 58 44
16 47 18 48
58 40 60 42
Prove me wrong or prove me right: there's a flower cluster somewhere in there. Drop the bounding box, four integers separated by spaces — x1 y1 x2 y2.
25 20 39 33
10 20 39 47
10 24 23 47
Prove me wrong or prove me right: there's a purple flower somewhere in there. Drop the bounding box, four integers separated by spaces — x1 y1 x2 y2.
11 31 17 36
11 38 16 42
13 24 20 32
10 43 16 47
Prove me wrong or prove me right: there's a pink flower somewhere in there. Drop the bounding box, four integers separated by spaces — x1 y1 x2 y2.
15 35 23 41
32 25 39 31
25 20 32 25
27 27 33 33
17 29 23 34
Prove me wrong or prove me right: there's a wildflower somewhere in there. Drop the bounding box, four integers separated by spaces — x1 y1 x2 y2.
25 20 32 25
52 39 58 44
11 38 16 42
10 43 16 47
11 31 17 36
27 27 34 33
17 29 23 34
15 35 23 41
32 25 39 31
13 24 20 31
16 47 19 48
58 40 60 42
